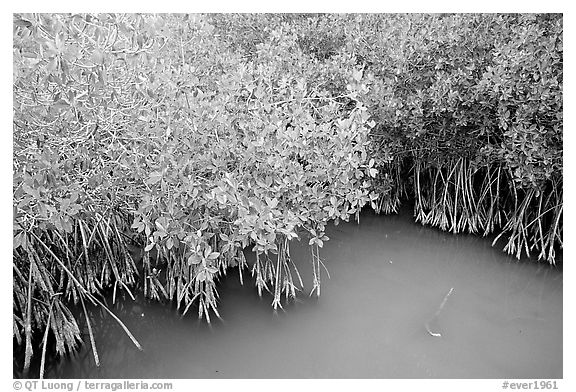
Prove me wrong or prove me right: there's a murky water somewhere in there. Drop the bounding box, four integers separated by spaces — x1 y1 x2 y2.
47 209 562 378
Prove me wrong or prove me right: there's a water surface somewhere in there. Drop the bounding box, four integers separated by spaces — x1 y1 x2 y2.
48 209 562 378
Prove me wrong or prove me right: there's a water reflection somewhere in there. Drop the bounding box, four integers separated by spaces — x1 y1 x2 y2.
45 209 562 378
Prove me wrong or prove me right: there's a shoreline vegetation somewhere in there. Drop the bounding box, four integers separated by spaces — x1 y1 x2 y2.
13 13 562 377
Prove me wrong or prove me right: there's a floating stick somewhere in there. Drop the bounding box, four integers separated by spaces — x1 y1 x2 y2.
425 287 454 338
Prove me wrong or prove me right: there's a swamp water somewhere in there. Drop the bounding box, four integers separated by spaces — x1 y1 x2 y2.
47 209 562 378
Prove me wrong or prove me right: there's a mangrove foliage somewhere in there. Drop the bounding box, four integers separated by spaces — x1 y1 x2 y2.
13 13 562 376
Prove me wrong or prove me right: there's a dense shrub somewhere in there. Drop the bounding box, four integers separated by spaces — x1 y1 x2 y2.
345 13 562 261
207 12 563 260
13 13 377 375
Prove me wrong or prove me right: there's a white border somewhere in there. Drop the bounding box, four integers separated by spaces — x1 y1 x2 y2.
2 5 571 392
